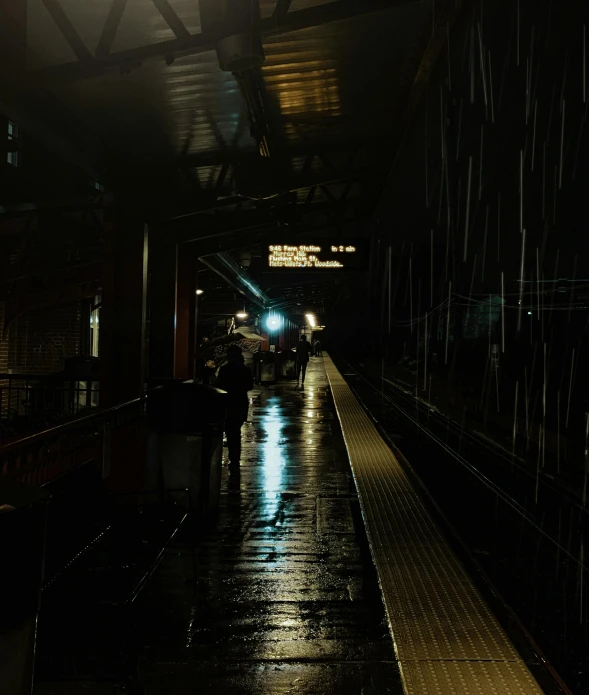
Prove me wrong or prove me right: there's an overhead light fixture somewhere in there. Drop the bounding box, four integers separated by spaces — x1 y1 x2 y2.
236 312 248 319
306 313 317 327
196 289 204 295
266 314 281 331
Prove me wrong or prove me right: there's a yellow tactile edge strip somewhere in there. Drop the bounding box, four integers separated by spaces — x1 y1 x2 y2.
323 355 544 695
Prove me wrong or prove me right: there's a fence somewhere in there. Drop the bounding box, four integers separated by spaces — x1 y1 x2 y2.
0 397 144 487
0 373 100 438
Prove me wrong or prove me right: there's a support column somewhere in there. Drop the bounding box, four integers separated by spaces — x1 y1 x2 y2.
100 201 148 492
148 244 195 380
174 248 194 379
148 244 177 380
188 264 199 379
100 203 148 405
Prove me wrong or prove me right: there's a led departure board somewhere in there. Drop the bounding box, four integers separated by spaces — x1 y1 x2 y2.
264 242 366 271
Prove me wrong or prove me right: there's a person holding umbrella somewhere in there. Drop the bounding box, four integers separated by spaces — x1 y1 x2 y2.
216 345 254 466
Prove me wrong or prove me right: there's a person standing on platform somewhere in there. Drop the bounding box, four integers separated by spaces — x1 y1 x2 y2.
314 338 322 357
216 345 254 466
296 334 312 387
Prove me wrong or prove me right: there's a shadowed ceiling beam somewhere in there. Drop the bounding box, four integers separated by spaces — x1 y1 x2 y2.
41 0 93 62
95 0 129 59
151 0 191 40
273 0 292 20
32 0 419 82
199 252 269 308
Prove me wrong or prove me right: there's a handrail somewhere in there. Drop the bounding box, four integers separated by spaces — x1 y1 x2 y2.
0 373 101 380
0 397 145 454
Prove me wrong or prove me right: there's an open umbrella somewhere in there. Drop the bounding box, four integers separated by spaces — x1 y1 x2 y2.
209 331 263 348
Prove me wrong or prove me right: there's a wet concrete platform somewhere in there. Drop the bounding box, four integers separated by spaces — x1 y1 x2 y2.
135 358 402 694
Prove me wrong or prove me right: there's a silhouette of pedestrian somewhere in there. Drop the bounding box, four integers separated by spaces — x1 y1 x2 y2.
216 345 254 465
296 334 312 387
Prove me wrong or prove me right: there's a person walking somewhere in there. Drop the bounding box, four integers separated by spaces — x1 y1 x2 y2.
216 345 254 466
314 338 322 357
295 334 312 387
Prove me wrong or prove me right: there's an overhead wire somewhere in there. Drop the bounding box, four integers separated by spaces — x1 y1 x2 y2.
393 298 453 327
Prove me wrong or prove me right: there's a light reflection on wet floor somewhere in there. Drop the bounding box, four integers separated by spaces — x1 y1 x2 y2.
136 359 402 694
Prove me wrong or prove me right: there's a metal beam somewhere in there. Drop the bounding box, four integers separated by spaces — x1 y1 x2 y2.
172 195 368 254
41 0 93 62
150 0 191 41
0 1 101 176
32 0 418 83
147 167 374 223
172 213 279 246
165 188 364 240
166 140 369 168
96 0 129 59
199 301 252 316
199 253 269 309
183 222 279 256
273 0 292 20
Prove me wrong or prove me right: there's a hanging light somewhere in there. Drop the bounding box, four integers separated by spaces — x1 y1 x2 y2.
266 314 281 331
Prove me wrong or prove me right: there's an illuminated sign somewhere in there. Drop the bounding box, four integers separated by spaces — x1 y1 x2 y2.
267 244 359 270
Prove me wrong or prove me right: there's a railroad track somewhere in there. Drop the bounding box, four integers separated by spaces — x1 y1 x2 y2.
332 354 587 694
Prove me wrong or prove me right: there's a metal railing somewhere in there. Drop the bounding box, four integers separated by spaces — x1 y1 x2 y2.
0 373 100 437
0 397 144 486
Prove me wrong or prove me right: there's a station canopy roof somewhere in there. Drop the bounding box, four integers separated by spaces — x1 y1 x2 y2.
15 0 445 214
1 0 453 311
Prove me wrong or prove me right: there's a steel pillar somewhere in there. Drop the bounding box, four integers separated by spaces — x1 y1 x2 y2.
100 202 148 405
174 247 194 378
148 244 176 380
148 243 195 380
100 200 148 492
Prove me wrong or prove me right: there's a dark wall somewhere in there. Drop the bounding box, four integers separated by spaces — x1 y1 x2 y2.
4 302 81 374
375 0 589 308
366 0 589 425
0 113 98 204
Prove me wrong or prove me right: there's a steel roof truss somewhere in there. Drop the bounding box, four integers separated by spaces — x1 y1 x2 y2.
32 0 419 82
41 0 93 62
95 0 129 59
150 0 191 41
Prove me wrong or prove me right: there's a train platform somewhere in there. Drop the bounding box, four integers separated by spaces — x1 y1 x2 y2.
130 356 546 695
133 357 401 693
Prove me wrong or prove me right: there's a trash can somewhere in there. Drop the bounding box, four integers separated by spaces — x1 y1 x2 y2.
254 351 277 385
148 381 226 517
279 353 296 379
0 480 48 695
